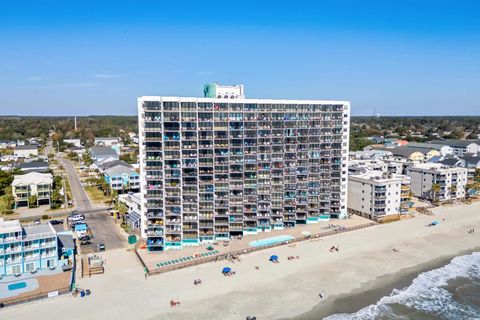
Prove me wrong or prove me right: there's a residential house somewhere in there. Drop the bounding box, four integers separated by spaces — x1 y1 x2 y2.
12 172 53 208
374 146 426 161
463 153 480 169
407 142 454 156
0 219 67 276
119 192 142 231
0 140 16 149
429 140 480 157
94 137 119 146
104 163 140 193
350 150 392 161
70 145 86 157
14 145 38 158
90 146 119 168
63 139 82 147
406 163 468 202
17 161 49 173
437 157 466 168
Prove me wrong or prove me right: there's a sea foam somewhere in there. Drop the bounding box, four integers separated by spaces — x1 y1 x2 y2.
325 252 480 320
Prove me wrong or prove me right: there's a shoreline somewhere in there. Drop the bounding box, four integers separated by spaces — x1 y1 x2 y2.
2 201 480 320
290 247 480 320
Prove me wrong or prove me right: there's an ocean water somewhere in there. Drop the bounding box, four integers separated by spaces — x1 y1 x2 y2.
325 252 480 320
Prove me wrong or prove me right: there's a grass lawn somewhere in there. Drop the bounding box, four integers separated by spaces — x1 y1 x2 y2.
85 186 109 204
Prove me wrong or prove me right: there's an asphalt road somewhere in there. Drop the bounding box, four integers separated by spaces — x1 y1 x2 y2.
59 157 92 211
59 156 126 250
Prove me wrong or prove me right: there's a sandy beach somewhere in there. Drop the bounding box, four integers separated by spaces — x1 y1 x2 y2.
2 201 480 320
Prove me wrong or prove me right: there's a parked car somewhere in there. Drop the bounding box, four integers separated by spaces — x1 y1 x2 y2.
79 235 90 242
49 219 64 225
97 243 106 251
80 240 92 246
68 214 84 222
34 218 41 225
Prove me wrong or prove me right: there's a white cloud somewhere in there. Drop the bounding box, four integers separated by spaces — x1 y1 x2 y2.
93 73 126 79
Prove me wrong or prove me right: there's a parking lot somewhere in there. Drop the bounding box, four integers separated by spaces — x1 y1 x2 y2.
67 210 127 252
82 210 127 251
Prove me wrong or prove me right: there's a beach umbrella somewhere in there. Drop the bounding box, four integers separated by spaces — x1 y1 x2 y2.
270 255 279 261
222 267 232 273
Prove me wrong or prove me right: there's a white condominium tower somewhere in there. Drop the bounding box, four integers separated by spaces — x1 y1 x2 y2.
138 85 350 251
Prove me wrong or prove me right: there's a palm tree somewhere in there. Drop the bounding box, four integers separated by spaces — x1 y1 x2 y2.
449 184 457 196
431 183 441 203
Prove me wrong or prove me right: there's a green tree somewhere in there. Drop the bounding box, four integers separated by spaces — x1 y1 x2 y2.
431 183 441 203
82 152 93 166
28 195 38 208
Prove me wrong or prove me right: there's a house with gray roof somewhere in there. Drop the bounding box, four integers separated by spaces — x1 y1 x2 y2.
90 146 119 167
463 153 480 169
17 161 49 173
13 145 38 158
407 142 454 156
104 163 140 193
429 140 480 157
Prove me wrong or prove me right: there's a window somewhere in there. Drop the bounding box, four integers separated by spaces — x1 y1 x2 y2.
25 262 35 272
12 264 21 274
47 259 55 268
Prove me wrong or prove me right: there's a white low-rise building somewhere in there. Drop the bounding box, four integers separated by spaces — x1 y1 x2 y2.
12 172 53 207
94 137 119 146
64 139 82 147
407 163 468 201
429 140 480 157
14 145 38 158
119 192 142 231
348 171 411 220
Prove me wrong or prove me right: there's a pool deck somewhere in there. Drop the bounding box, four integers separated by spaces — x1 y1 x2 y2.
137 215 375 274
0 269 71 305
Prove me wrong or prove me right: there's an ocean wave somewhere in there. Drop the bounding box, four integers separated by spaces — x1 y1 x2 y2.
325 252 480 320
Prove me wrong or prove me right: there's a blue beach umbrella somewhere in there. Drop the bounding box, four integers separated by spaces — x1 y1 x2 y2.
222 267 232 273
270 255 279 261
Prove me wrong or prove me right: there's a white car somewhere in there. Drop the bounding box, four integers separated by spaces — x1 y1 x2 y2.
68 214 85 222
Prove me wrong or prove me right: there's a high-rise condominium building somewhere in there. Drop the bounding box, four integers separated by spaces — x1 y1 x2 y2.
138 87 350 251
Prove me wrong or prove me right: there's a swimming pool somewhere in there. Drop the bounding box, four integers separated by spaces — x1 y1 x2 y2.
8 281 27 291
249 235 294 247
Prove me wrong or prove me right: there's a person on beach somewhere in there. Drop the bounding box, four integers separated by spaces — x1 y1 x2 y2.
254 266 259 270
318 291 326 299
392 248 399 252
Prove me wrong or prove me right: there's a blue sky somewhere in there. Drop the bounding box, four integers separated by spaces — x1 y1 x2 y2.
0 1 479 116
